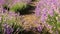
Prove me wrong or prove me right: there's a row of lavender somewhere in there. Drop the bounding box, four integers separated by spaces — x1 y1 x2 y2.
0 0 32 34
0 0 60 34
35 0 60 34
0 0 46 34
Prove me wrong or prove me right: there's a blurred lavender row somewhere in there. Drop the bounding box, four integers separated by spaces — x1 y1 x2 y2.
35 0 60 17
0 0 60 34
35 0 60 34
0 0 45 34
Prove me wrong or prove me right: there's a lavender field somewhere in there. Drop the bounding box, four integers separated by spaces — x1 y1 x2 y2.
0 0 60 34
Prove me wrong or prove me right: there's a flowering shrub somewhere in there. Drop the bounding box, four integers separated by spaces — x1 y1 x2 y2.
10 2 27 12
46 12 60 34
34 0 60 34
0 0 60 34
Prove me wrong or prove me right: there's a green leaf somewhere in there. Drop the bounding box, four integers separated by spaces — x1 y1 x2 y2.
10 2 27 12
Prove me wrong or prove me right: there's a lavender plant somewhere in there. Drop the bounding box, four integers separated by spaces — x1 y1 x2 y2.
34 0 60 34
1 0 60 34
3 23 13 34
0 8 24 34
46 12 60 34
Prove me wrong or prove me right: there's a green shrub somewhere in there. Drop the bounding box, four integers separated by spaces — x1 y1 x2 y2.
10 2 27 12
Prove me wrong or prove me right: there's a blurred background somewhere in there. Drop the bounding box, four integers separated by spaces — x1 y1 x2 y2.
0 0 60 34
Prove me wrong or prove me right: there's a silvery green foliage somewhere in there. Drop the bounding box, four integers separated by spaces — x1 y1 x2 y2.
10 3 27 12
46 12 60 34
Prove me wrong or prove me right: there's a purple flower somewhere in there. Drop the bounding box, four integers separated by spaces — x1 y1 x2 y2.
0 0 5 5
35 6 41 16
5 27 13 34
40 8 48 23
12 0 31 4
21 0 32 4
35 0 60 16
35 0 60 23
36 25 43 32
3 23 13 34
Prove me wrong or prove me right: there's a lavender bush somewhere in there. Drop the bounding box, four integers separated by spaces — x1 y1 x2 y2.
46 12 60 34
0 0 60 34
34 0 60 34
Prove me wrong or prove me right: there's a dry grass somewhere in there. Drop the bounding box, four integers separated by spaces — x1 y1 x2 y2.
21 14 44 31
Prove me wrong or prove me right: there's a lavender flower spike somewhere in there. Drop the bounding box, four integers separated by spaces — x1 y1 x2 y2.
3 23 13 34
36 25 43 32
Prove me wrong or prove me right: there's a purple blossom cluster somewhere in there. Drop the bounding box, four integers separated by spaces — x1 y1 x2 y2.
3 23 13 34
35 0 60 16
35 0 60 24
0 0 5 6
36 25 43 32
0 0 60 34
34 0 60 33
0 0 32 5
